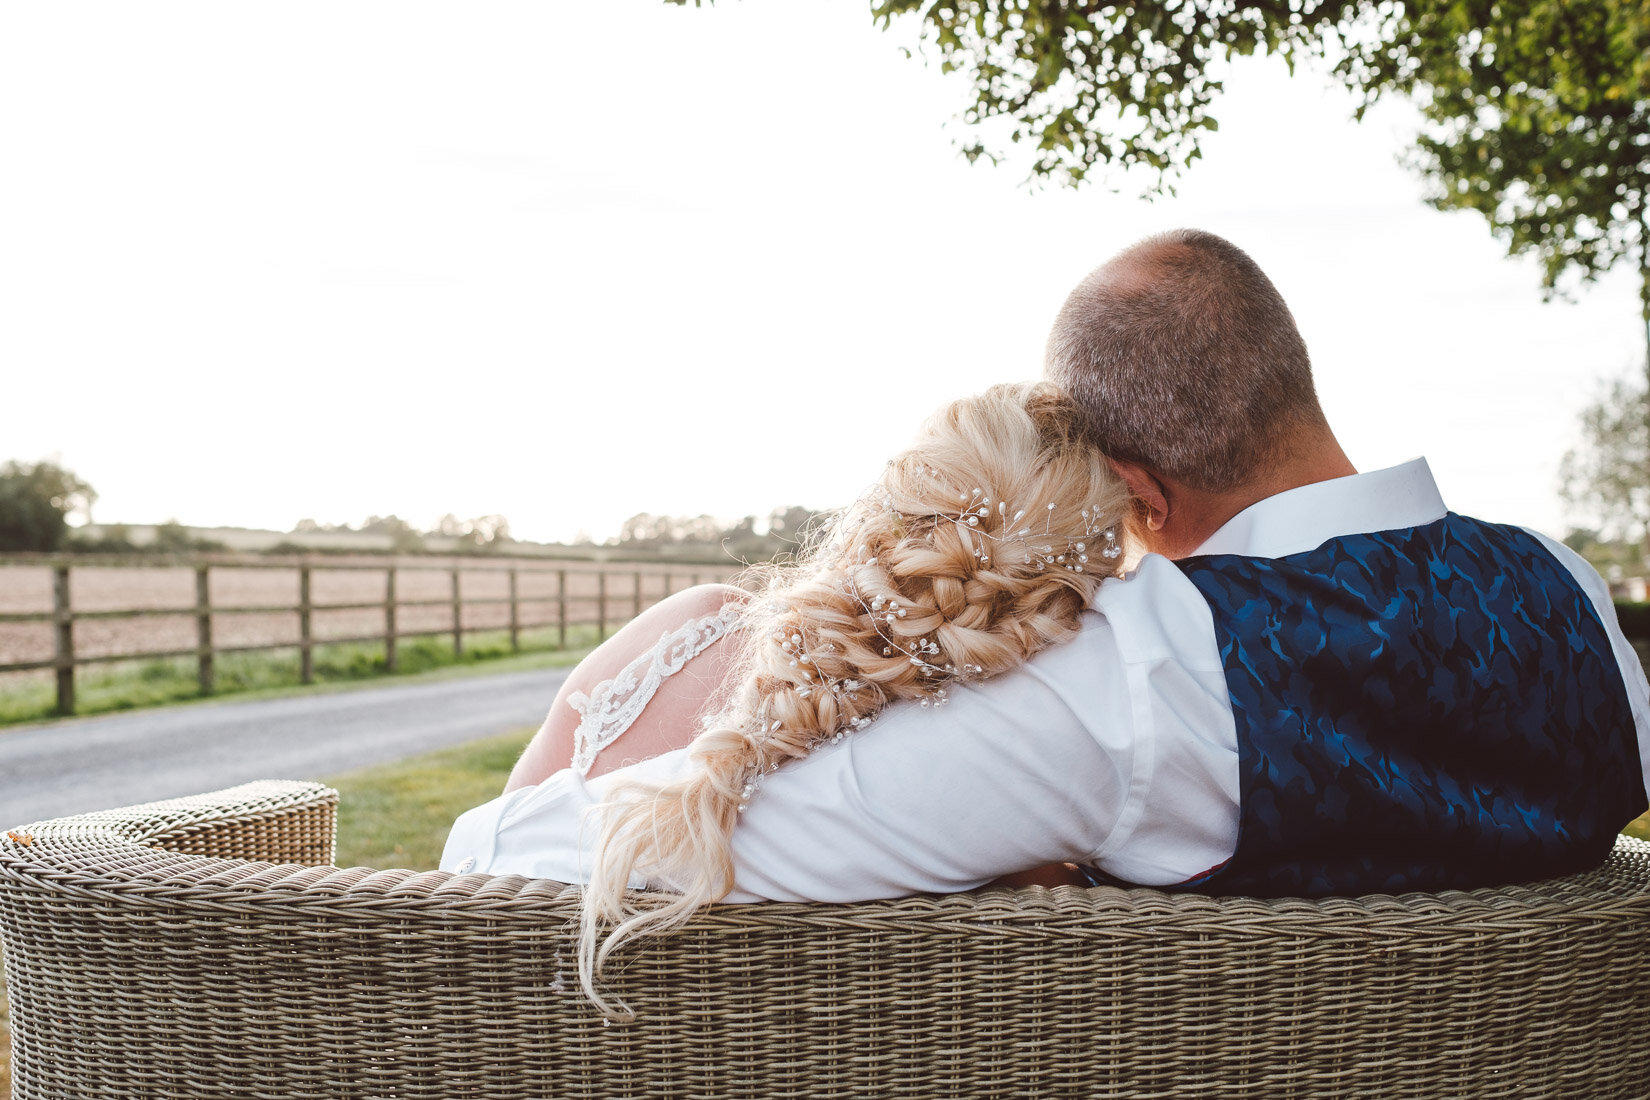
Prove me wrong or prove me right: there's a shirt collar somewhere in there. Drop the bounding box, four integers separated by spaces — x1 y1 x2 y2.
1189 457 1448 559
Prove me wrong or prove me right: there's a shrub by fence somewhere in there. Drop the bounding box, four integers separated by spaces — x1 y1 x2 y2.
0 553 737 716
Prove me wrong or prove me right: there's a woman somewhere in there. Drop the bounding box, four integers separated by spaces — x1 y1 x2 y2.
442 381 1136 1016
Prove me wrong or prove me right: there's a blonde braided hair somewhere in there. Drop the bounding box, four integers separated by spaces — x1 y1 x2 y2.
578 381 1134 1016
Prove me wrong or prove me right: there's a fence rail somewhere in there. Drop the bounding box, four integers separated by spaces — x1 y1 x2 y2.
0 554 735 716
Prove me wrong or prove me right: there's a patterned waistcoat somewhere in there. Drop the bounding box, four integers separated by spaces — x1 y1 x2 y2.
1172 513 1647 897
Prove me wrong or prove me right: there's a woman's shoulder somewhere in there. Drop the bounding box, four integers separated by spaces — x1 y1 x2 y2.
649 582 748 624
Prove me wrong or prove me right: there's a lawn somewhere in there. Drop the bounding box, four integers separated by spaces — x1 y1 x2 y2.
1628 808 1650 843
329 727 534 870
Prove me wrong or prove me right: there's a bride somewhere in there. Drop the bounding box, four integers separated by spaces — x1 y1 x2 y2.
441 380 1136 1015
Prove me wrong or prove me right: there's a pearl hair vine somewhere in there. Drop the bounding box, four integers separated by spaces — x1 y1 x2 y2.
901 466 1125 573
849 581 983 706
839 477 1121 702
738 618 874 812
735 476 1126 813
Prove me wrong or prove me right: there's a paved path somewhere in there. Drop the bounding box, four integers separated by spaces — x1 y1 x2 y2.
0 667 569 827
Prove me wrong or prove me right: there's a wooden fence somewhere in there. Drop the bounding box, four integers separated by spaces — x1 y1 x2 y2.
0 554 735 716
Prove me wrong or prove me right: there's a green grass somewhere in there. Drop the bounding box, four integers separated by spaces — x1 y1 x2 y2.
1627 809 1650 843
0 625 605 728
327 727 533 870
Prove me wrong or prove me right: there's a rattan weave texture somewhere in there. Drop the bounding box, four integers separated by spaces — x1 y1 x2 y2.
2 781 1647 1099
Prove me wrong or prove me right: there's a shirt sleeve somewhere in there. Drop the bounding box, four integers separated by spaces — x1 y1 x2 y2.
723 612 1138 902
1525 528 1650 800
441 607 1148 901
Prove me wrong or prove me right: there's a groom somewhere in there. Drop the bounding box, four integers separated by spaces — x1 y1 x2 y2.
1036 229 1650 894
698 228 1649 902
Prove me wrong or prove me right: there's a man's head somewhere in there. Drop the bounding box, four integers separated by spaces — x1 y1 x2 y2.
1044 229 1350 556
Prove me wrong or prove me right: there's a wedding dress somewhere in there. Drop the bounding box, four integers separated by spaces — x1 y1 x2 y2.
566 602 742 776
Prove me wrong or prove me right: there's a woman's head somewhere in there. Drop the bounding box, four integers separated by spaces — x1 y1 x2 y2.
578 381 1134 1016
707 382 1133 785
777 381 1129 700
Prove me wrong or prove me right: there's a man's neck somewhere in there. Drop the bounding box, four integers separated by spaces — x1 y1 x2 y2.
1161 436 1358 559
1242 437 1358 509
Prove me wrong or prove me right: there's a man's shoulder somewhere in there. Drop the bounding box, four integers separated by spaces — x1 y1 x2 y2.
1090 556 1224 669
1178 513 1605 595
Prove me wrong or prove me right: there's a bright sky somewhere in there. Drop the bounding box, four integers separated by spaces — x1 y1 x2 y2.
2 1 1643 545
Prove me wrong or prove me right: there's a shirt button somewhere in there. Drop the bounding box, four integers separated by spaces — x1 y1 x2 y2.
454 856 476 873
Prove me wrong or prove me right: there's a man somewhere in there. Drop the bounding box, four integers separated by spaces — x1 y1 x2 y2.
445 230 1650 899
1039 229 1650 894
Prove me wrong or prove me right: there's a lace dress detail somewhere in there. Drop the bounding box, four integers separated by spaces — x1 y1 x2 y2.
567 603 742 776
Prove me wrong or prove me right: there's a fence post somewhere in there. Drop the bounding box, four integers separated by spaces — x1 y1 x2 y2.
195 565 215 695
52 563 74 716
557 569 567 649
597 571 608 641
633 570 643 621
298 565 313 684
451 568 463 655
508 568 520 652
385 566 398 673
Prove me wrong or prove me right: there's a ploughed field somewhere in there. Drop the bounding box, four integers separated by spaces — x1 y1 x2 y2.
0 560 689 685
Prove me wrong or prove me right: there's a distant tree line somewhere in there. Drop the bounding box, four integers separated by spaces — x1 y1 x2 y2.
283 513 513 555
1563 527 1646 577
606 505 827 562
0 459 826 562
0 460 96 552
0 460 516 556
1563 373 1650 558
71 520 231 555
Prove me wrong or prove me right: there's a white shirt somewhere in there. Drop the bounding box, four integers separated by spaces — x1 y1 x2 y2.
441 459 1650 899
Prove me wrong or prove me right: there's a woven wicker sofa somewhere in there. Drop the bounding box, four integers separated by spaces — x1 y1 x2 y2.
2 781 1647 1099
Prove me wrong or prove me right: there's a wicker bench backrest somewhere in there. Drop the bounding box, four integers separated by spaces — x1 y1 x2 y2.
2 780 1648 1099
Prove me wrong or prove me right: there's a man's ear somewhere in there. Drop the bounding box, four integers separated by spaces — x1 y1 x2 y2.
1106 458 1169 532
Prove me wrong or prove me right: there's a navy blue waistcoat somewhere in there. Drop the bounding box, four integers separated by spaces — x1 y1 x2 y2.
1171 513 1646 897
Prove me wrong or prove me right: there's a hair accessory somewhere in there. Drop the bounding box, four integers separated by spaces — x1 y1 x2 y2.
740 622 878 812
740 475 1126 811
841 576 985 691
916 479 1110 575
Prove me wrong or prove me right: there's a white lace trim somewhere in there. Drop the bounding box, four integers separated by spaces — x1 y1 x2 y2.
567 603 742 776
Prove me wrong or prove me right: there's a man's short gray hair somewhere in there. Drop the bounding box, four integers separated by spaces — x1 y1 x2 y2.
1044 229 1326 493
